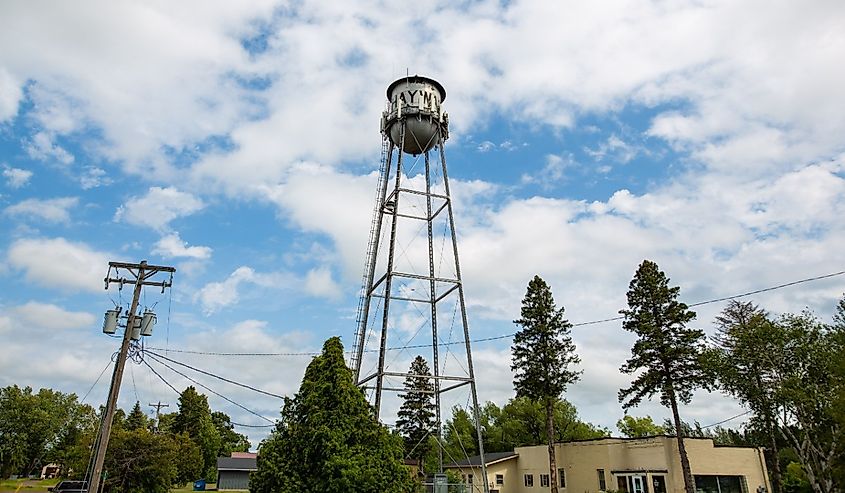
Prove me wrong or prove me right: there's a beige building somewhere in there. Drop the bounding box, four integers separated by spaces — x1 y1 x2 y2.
445 436 770 493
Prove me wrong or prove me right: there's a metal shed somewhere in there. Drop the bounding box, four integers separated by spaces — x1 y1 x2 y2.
216 456 257 491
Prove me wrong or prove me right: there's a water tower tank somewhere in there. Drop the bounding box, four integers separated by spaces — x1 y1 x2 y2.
382 75 448 155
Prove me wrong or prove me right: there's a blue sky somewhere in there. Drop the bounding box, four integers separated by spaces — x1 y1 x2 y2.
1 0 845 448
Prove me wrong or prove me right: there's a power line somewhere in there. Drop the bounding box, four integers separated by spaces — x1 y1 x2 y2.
146 350 285 399
148 269 845 357
142 359 275 431
142 358 180 395
81 359 114 404
688 270 845 307
700 410 753 429
145 352 275 424
231 422 276 429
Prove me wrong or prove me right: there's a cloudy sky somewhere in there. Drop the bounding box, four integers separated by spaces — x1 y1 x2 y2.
1 0 844 448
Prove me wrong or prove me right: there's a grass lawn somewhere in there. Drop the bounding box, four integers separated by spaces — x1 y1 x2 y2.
0 479 216 492
0 478 59 493
170 483 217 492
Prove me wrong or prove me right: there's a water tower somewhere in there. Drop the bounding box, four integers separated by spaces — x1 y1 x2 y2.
351 76 488 491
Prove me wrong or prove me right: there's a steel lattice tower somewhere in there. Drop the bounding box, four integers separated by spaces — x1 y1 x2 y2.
350 76 488 491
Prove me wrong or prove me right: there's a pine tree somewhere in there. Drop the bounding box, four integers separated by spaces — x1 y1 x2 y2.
250 337 412 493
511 275 581 493
618 260 711 493
172 387 221 481
126 401 148 431
395 355 435 471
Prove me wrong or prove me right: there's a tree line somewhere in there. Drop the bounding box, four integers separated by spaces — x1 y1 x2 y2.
246 259 843 492
3 259 841 492
379 260 844 493
0 384 250 492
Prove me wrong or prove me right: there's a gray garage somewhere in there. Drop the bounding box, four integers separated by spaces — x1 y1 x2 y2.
216 455 257 491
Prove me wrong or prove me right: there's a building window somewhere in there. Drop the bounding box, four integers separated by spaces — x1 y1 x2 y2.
496 474 504 485
559 468 566 488
541 474 550 487
597 469 607 491
694 475 748 493
524 474 534 487
467 474 473 484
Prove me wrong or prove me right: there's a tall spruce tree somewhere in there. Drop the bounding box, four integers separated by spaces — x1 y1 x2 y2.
395 355 435 471
618 260 711 493
172 387 221 481
512 275 581 493
126 401 148 431
250 337 412 493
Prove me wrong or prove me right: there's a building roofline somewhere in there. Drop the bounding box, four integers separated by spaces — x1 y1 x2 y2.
551 435 762 451
443 451 518 468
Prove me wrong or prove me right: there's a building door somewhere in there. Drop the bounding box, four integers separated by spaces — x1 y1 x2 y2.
632 476 645 493
651 475 667 493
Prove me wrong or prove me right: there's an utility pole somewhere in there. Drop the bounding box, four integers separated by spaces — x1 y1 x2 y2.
88 260 174 493
149 401 169 432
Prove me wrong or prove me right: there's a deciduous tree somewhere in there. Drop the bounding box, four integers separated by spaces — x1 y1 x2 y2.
211 411 250 456
617 415 666 438
102 428 181 493
0 386 84 477
618 260 711 493
710 300 784 493
512 275 581 493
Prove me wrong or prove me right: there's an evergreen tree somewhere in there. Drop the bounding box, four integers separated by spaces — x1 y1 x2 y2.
126 401 148 431
395 355 435 471
618 260 711 493
250 337 412 493
511 275 581 493
172 387 221 481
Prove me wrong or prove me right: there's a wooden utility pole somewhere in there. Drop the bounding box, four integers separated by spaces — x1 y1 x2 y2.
148 401 170 432
88 260 174 493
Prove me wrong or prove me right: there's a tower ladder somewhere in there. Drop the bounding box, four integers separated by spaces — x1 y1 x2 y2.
351 136 389 373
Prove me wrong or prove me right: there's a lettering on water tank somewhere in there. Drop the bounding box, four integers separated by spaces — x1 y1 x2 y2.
393 89 440 111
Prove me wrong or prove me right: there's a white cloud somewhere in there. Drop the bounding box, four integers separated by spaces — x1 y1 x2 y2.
260 165 377 277
4 196 78 223
521 153 577 186
2 166 33 188
12 301 96 331
0 1 278 180
477 141 495 152
152 232 212 259
114 186 205 232
584 134 639 164
153 233 212 259
80 166 111 189
196 266 292 315
7 237 110 293
24 131 75 165
2 0 845 439
304 266 342 300
0 68 22 122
